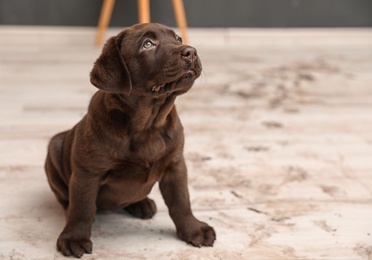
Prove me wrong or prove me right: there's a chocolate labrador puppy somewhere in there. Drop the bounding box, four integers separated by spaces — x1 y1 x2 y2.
44 23 216 258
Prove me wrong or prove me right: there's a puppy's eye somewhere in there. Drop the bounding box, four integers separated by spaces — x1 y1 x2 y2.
143 40 155 49
176 35 182 43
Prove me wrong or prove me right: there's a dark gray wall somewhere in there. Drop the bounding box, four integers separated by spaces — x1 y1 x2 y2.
0 0 371 27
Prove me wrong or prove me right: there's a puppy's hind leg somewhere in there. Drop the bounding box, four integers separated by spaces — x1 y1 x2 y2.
45 131 69 210
124 197 157 219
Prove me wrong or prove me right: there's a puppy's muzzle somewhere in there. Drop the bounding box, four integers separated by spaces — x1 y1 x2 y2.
181 46 201 79
181 47 197 63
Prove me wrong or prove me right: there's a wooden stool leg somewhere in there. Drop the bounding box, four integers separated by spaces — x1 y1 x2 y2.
138 0 150 23
95 0 116 46
172 0 188 44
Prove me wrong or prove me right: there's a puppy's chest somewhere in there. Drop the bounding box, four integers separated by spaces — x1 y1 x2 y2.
97 126 179 208
101 129 176 188
128 129 175 162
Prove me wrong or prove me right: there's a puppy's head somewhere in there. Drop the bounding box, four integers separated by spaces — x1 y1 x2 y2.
90 23 202 97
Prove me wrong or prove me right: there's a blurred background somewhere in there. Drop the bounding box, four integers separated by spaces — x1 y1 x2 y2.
1 0 371 28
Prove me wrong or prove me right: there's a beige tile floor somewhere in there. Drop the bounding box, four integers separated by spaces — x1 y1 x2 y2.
0 26 372 259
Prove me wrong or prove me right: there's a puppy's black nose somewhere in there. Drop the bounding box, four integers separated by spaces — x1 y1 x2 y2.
181 47 197 62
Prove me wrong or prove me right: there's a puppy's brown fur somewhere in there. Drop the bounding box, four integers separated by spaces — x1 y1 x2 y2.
45 23 216 258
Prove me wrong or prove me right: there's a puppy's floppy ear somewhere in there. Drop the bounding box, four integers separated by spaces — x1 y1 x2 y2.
90 32 132 95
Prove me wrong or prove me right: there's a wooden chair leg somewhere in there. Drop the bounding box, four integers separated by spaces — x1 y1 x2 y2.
96 0 116 46
138 0 150 23
172 0 188 44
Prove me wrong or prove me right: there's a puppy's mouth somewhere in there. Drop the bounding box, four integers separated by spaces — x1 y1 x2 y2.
151 69 197 93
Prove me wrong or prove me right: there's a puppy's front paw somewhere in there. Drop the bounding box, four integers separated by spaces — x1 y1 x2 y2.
57 232 92 258
177 221 216 247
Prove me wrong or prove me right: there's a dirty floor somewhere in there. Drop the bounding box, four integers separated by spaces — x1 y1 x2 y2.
0 26 371 259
